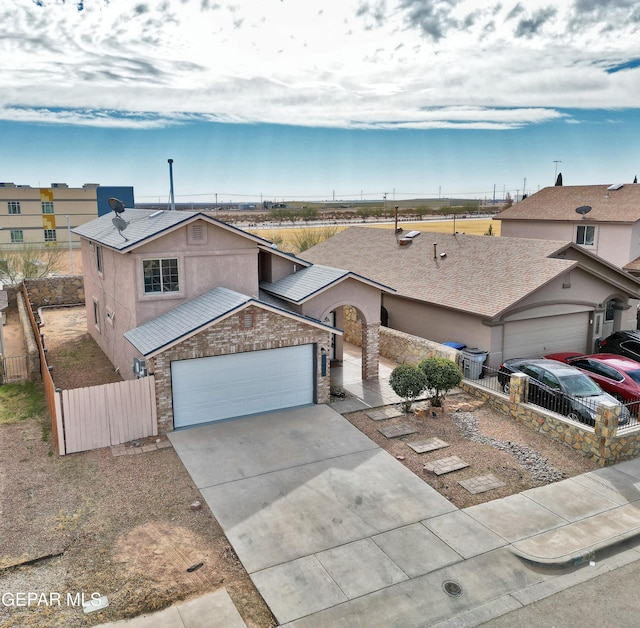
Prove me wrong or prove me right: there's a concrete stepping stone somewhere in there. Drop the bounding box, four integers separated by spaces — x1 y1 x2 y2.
377 423 418 439
423 455 469 475
458 474 506 494
367 407 404 421
407 437 450 454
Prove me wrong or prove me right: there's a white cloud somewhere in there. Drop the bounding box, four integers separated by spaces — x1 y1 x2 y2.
1 0 639 130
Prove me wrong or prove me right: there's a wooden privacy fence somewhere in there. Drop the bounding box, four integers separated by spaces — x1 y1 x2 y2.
58 376 158 455
21 282 158 456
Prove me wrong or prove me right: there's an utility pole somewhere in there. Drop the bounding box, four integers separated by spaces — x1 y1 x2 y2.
167 159 176 211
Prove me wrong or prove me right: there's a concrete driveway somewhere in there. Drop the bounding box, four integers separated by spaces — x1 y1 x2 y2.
169 406 526 625
169 405 640 626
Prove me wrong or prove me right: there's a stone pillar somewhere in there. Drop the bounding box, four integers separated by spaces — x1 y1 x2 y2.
361 322 380 380
509 372 528 404
595 400 619 466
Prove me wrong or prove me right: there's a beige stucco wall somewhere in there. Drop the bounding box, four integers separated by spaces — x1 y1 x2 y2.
381 293 493 351
301 278 381 325
500 219 638 269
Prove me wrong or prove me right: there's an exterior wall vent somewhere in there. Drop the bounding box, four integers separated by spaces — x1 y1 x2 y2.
188 222 207 244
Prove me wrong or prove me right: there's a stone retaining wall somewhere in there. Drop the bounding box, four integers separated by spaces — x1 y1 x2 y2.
23 276 84 308
379 326 459 364
461 375 640 467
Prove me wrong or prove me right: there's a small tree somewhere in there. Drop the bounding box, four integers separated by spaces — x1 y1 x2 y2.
0 243 64 284
389 364 427 413
418 358 462 407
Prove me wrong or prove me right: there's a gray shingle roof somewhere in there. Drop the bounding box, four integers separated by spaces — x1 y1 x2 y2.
125 286 340 357
495 184 640 223
300 227 577 319
261 265 347 302
72 209 277 252
124 287 250 356
261 263 393 303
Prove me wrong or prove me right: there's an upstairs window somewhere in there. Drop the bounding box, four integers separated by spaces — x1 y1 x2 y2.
143 258 179 293
10 229 23 243
96 245 103 274
576 224 595 246
41 201 54 214
44 229 57 242
8 201 20 214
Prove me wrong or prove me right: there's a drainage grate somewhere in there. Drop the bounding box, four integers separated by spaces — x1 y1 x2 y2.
443 580 463 597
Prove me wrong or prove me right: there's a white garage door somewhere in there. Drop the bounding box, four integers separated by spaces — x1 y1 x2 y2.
503 312 589 360
172 345 314 428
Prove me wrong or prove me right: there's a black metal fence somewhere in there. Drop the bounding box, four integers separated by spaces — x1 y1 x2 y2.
469 365 638 430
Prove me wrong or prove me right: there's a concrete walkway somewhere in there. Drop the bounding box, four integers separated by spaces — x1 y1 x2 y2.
168 403 640 627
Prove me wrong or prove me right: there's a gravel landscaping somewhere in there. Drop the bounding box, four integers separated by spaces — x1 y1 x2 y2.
343 392 600 509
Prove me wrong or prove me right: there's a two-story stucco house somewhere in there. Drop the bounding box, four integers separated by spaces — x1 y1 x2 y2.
495 183 640 335
74 209 389 432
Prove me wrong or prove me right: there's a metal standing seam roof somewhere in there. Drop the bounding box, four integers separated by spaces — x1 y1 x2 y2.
124 286 340 357
300 227 579 319
495 184 640 223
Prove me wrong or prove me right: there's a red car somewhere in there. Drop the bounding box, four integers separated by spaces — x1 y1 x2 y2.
544 352 640 405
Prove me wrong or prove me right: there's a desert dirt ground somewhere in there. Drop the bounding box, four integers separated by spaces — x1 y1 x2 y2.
0 308 276 628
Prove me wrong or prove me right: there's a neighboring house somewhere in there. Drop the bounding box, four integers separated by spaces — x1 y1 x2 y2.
301 227 640 368
495 183 640 273
73 210 388 432
0 182 134 248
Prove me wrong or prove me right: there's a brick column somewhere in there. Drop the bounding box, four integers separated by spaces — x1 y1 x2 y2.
595 400 620 466
361 322 380 380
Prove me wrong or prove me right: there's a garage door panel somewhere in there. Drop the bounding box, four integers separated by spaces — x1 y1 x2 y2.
503 312 589 360
172 345 314 428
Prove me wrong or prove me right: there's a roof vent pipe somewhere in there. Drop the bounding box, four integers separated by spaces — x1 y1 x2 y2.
433 243 437 259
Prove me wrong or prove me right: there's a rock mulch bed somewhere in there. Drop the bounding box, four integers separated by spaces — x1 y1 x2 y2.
343 392 599 508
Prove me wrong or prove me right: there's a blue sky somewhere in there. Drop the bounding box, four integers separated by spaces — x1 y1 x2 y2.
2 1 640 203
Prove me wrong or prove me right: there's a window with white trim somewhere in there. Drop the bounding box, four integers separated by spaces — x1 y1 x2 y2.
10 229 23 243
41 201 54 214
8 201 20 214
44 229 57 242
576 224 595 246
143 258 179 293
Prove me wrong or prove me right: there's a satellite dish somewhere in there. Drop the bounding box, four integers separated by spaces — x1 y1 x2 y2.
112 215 130 241
575 205 592 217
108 197 126 214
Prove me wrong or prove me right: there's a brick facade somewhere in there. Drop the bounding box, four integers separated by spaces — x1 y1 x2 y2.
151 305 331 432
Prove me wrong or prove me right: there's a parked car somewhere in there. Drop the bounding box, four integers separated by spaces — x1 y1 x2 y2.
598 330 640 363
498 358 630 426
544 352 640 407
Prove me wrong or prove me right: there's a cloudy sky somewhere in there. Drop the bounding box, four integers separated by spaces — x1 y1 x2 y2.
2 0 640 202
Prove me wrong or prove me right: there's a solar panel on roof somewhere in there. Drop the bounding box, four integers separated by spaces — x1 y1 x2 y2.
607 184 624 190
405 230 420 238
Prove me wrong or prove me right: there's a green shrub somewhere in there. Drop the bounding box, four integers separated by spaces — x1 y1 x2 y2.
389 364 427 413
418 358 462 407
